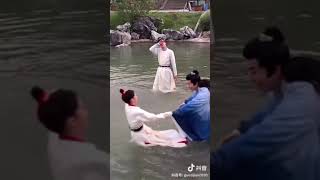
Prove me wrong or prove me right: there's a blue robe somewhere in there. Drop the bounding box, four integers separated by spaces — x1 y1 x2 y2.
238 92 282 134
211 82 320 180
172 87 210 141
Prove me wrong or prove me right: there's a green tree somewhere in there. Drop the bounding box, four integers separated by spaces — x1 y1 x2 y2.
198 10 210 31
116 0 156 23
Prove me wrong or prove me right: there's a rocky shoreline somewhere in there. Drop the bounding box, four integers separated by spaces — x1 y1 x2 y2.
110 16 211 47
130 38 210 43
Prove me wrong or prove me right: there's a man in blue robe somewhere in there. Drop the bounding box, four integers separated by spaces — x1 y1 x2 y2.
211 27 320 180
171 70 210 141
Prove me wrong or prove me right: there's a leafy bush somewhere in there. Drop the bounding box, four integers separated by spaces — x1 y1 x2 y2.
116 0 156 23
198 10 211 31
149 12 201 31
110 12 126 29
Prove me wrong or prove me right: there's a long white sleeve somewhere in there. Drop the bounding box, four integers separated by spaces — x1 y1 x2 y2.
170 50 177 76
137 108 171 122
149 43 160 56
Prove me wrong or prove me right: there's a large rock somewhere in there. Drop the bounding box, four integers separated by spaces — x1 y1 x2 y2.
131 32 140 40
201 31 210 38
110 30 131 46
116 43 129 48
180 26 196 39
151 30 166 42
116 22 131 32
132 17 158 39
121 32 131 45
162 29 184 40
110 30 120 46
149 17 163 29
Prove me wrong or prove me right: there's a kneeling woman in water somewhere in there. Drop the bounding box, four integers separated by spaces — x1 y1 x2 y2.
31 86 108 180
120 89 187 148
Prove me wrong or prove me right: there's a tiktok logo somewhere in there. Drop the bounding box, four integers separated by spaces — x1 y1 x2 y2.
188 163 195 172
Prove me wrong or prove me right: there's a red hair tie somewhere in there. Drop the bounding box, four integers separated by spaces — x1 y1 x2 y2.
37 91 49 114
39 92 49 105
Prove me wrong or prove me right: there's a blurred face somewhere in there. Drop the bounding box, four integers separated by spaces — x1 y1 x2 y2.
187 80 198 91
247 59 283 92
130 95 138 106
160 41 167 50
73 98 89 130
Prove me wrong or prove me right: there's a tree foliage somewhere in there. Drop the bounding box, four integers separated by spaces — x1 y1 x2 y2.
116 0 156 23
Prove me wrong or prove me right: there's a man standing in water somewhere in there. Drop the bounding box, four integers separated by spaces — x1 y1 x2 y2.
149 39 177 93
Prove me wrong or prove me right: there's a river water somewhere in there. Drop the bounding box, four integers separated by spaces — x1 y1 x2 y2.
0 5 108 179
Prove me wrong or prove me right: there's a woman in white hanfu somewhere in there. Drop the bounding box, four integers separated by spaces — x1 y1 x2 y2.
149 39 177 93
31 86 108 180
120 89 187 148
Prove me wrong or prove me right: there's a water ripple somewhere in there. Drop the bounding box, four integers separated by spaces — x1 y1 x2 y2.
0 10 107 87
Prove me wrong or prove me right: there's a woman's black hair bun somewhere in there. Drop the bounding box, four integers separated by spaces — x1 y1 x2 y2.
31 86 45 103
263 26 285 43
192 70 199 75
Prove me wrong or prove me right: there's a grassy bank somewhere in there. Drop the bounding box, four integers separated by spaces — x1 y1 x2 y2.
110 11 202 31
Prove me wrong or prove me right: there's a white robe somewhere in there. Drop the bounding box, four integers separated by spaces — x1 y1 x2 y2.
48 132 109 180
149 43 177 93
124 104 187 148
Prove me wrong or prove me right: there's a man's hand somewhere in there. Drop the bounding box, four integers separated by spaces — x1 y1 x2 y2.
163 111 173 118
156 37 163 43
